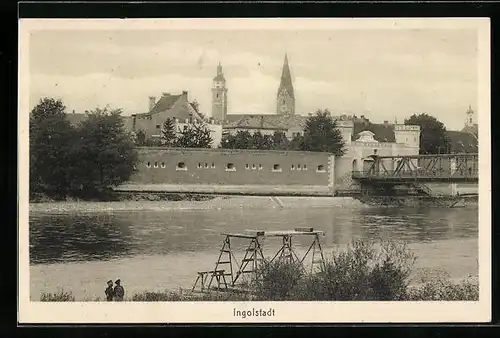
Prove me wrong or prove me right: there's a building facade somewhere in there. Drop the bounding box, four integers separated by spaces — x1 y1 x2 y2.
121 147 335 194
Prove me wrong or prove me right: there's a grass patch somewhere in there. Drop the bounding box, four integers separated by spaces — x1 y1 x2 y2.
40 289 75 302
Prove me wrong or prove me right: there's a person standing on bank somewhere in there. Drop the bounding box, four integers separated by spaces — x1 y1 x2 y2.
105 280 114 301
113 279 125 301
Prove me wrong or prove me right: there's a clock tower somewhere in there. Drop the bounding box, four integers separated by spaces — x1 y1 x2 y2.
276 53 295 115
211 62 228 122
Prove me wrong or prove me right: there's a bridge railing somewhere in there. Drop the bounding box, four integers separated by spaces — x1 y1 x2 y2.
352 170 478 180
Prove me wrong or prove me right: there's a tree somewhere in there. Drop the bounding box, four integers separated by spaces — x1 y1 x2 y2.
161 118 177 146
404 113 450 154
271 131 290 150
135 130 146 146
175 123 213 148
29 97 77 198
72 107 138 195
251 131 273 150
300 109 346 156
219 130 253 149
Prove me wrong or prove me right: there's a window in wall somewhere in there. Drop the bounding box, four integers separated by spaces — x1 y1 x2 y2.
197 163 202 168
317 164 325 172
303 164 308 171
177 162 187 170
146 161 151 168
216 93 219 98
161 162 166 168
226 163 236 171
252 164 256 170
245 164 249 170
204 163 209 168
282 99 285 104
373 149 378 155
258 164 263 170
211 162 215 168
291 164 295 170
297 164 301 170
156 124 160 129
272 164 282 172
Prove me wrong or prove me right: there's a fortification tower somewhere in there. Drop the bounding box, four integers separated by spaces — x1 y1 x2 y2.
211 62 228 122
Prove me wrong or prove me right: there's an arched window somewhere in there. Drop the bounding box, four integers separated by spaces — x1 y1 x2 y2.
303 164 308 171
297 164 301 170
317 164 325 172
245 164 249 169
291 164 295 170
146 161 151 168
161 162 166 168
226 163 236 171
154 162 158 168
177 162 187 170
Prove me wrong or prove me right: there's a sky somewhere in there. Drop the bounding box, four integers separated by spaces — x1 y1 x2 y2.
28 25 479 131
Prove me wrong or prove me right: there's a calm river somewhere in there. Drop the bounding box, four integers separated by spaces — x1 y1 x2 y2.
29 203 478 301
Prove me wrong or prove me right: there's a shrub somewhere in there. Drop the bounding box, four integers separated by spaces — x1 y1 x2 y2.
406 276 479 301
131 289 252 301
40 289 75 302
253 259 305 300
252 240 416 301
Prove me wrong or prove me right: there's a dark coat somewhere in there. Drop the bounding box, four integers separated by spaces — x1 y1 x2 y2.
114 285 125 301
105 286 114 301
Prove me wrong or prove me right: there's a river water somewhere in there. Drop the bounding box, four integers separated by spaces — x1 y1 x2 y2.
29 202 478 301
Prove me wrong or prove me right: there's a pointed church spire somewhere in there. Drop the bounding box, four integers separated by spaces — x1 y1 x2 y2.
278 53 294 99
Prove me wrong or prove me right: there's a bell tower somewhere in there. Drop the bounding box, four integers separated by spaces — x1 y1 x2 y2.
211 62 228 123
276 53 295 115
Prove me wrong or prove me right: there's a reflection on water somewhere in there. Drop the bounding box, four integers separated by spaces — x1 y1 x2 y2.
30 207 477 265
29 205 478 300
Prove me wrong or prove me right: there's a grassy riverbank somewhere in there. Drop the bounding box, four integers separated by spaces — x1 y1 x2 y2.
29 195 366 213
39 241 479 302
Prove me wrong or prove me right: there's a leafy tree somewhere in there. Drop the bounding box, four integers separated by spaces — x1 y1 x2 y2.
271 131 290 150
404 113 450 154
135 130 146 146
175 123 213 148
72 107 138 195
251 131 273 150
161 118 177 146
300 109 346 156
288 134 304 151
219 130 253 149
29 97 77 198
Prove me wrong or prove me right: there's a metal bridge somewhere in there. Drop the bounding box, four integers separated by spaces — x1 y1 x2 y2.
352 153 478 184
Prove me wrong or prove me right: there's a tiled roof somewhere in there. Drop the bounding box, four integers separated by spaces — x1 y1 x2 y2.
446 130 478 153
460 124 478 135
224 114 308 131
137 94 182 117
134 93 203 122
353 122 396 142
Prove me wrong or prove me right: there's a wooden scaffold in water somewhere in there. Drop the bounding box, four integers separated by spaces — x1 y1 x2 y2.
191 227 326 294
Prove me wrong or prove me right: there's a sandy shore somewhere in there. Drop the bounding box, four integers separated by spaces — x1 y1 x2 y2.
29 196 367 213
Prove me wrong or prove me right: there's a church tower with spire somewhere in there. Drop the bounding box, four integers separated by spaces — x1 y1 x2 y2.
211 62 228 122
276 54 295 115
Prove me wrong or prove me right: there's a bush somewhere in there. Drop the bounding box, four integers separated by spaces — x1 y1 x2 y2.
406 276 479 301
40 289 75 302
253 240 416 301
254 259 306 300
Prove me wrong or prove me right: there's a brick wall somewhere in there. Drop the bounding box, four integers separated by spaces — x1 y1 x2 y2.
127 147 333 186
